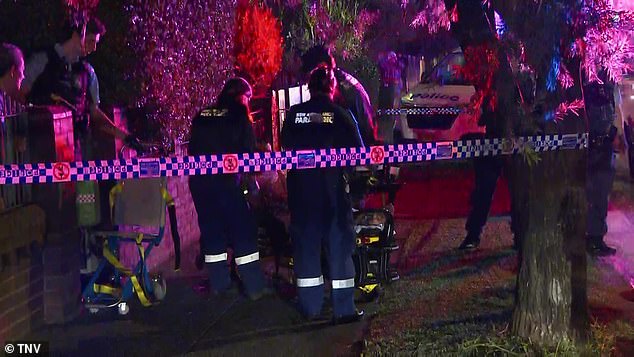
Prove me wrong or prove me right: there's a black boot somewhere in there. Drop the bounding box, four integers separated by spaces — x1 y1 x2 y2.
458 234 480 250
332 309 365 325
587 236 617 256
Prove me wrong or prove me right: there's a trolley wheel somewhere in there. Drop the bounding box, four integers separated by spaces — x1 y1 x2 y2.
152 275 167 301
118 302 130 315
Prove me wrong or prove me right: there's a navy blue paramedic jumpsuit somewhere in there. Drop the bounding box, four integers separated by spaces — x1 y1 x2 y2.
188 105 266 295
281 95 364 318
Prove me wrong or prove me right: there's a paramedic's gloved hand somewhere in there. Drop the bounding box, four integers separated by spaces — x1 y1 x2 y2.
125 135 145 154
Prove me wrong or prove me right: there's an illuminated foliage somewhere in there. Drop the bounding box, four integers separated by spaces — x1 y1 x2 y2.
234 0 283 89
127 0 236 147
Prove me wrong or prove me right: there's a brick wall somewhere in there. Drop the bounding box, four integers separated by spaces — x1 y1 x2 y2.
41 237 81 325
1 107 77 343
0 205 46 345
0 106 68 343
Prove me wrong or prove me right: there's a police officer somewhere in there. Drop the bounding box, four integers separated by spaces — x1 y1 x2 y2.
188 77 269 300
20 19 136 271
585 71 619 256
301 45 376 145
457 101 515 250
281 67 364 323
21 17 134 160
457 55 534 251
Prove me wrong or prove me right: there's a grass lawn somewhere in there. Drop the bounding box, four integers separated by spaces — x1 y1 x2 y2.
361 218 634 356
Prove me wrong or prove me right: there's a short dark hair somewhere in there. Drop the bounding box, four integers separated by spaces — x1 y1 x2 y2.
0 43 23 77
86 17 106 37
301 45 334 74
308 67 334 95
217 77 252 108
60 16 106 40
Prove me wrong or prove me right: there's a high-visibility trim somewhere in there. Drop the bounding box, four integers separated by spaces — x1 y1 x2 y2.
332 278 355 289
205 253 227 263
93 283 121 296
296 276 324 288
358 284 379 294
161 187 175 206
102 237 152 307
235 252 259 265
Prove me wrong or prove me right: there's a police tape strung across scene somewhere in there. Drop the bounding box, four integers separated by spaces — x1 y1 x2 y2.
377 107 463 116
0 168 44 178
0 134 588 185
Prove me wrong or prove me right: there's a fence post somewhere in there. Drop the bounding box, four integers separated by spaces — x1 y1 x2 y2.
26 106 81 324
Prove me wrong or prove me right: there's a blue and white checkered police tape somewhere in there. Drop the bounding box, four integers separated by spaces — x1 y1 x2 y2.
0 133 588 185
377 107 463 116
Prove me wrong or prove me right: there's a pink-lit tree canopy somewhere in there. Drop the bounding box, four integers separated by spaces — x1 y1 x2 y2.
402 0 633 120
63 0 99 25
126 0 237 148
234 0 283 90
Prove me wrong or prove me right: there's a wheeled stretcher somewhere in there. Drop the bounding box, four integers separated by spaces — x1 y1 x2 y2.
80 177 181 315
352 208 399 301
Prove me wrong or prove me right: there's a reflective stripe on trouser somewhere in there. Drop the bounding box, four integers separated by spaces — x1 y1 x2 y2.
234 251 266 296
326 192 356 318
190 178 265 294
332 278 355 289
288 172 357 318
328 259 356 318
296 276 324 288
235 252 259 266
204 253 230 291
205 253 228 263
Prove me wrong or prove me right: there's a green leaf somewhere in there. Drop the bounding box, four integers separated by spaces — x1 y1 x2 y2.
520 144 541 167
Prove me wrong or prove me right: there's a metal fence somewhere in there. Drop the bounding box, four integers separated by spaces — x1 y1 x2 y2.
0 92 30 210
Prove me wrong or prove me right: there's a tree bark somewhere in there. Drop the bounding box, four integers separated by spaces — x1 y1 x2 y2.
443 0 591 346
510 148 589 346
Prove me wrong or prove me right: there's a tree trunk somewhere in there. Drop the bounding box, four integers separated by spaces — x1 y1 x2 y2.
443 0 591 345
510 146 589 346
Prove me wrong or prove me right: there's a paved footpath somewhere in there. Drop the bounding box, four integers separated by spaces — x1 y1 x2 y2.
29 158 634 356
30 269 371 357
602 157 634 289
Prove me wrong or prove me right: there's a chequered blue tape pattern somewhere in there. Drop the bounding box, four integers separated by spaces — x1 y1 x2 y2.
0 134 588 185
377 107 463 116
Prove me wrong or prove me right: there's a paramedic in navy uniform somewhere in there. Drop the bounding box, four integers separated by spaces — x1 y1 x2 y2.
281 67 365 324
188 77 269 300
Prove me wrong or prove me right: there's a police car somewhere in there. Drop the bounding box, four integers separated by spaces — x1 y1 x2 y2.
395 51 484 142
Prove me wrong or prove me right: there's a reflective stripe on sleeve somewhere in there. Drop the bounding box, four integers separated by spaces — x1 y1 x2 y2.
235 252 260 265
205 253 227 263
296 276 325 288
332 278 355 289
